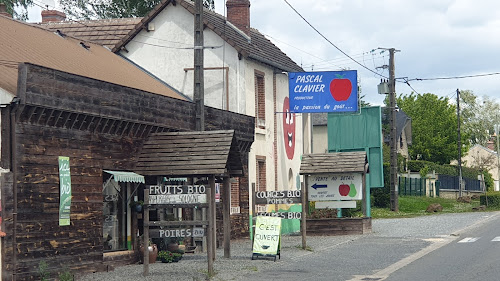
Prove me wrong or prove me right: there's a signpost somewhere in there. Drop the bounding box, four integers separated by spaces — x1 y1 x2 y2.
143 183 212 276
252 185 306 252
288 70 358 113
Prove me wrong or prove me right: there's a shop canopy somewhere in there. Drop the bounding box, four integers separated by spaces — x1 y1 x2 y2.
134 130 245 177
104 170 145 183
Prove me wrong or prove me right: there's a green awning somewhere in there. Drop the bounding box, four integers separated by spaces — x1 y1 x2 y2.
104 170 145 183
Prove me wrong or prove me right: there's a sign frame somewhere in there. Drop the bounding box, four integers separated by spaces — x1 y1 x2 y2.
288 70 358 113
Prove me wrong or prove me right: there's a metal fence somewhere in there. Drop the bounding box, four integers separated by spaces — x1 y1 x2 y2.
398 177 427 196
437 174 481 191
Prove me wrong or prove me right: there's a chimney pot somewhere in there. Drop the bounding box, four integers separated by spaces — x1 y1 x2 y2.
226 0 251 36
0 3 12 18
41 9 66 23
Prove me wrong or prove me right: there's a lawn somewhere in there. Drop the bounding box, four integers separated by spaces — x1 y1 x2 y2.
370 196 485 219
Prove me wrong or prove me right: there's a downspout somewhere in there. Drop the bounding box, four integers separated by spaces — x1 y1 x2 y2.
10 101 18 281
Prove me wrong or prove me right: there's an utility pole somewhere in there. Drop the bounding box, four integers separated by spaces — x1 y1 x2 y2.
457 89 462 197
496 124 499 192
194 0 204 131
388 48 399 212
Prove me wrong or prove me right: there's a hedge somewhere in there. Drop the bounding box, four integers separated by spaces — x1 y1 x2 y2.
480 192 500 208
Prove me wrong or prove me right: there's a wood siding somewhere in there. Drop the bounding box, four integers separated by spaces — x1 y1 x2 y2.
1 64 254 280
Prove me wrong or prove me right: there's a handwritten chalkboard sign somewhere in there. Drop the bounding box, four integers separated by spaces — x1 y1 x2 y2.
58 156 72 226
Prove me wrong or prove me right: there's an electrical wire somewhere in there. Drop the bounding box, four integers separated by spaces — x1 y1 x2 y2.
282 0 387 78
408 72 500 81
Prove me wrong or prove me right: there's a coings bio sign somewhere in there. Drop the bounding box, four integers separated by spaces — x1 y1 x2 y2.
288 70 358 113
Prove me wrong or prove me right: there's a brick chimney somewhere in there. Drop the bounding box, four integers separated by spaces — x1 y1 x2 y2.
41 9 66 23
0 3 12 18
226 0 250 36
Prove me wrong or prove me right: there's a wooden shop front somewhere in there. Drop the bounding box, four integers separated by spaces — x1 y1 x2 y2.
0 64 254 280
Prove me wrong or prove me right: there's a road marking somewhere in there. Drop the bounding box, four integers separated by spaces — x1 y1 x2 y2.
492 236 500 242
457 237 480 243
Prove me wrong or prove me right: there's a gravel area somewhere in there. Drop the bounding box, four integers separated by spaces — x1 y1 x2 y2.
79 212 500 281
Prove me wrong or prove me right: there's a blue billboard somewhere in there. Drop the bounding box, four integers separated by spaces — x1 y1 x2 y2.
288 70 358 113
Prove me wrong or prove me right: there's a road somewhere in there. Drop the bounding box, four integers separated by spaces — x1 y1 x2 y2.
239 212 500 281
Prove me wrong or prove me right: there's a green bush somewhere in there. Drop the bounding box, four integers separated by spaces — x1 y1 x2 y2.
372 163 391 208
480 192 500 207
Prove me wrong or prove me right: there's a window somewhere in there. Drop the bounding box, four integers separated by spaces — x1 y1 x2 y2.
255 71 265 128
256 156 266 192
103 177 129 252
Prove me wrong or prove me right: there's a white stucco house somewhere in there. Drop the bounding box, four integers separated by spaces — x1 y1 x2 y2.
461 144 499 191
42 0 308 224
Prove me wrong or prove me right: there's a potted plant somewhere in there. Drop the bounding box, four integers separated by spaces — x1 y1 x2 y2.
157 250 174 263
172 252 183 262
129 200 144 212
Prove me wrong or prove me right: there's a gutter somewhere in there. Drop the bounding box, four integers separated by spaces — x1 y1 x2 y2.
248 54 304 74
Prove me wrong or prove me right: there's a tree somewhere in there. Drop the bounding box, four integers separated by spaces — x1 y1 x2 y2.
397 93 467 165
58 0 214 19
460 90 500 147
0 0 32 20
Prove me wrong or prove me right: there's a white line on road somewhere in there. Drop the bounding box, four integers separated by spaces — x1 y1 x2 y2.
457 237 480 243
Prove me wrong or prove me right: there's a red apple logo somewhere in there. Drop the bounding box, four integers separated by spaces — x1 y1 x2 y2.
339 184 350 196
330 78 352 101
283 97 296 160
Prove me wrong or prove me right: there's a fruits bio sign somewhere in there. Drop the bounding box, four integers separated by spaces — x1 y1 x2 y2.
288 70 358 113
308 173 362 201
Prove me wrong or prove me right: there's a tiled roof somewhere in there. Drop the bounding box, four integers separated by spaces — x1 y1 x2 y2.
0 15 185 100
41 17 142 49
43 0 303 73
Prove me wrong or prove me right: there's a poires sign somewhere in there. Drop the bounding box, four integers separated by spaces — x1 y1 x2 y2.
288 70 358 113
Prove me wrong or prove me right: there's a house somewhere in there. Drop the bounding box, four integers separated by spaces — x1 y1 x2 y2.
43 0 307 234
461 144 499 191
0 9 254 279
382 108 412 159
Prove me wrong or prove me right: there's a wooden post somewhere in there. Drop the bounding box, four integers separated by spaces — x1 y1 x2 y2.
301 182 307 249
206 185 214 276
251 183 256 241
223 177 231 258
143 190 149 276
210 176 216 261
362 171 367 217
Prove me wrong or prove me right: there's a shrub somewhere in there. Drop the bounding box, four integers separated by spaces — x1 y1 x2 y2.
480 192 500 207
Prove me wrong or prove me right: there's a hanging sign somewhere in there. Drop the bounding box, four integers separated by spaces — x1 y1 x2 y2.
253 216 281 256
148 185 207 204
58 156 72 226
288 70 358 113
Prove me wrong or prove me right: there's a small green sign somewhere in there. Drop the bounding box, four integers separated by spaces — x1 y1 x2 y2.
253 216 281 256
58 156 72 226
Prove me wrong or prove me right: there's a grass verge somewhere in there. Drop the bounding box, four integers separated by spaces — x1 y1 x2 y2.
370 196 490 219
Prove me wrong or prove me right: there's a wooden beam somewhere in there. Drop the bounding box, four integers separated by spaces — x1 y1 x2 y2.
223 177 230 258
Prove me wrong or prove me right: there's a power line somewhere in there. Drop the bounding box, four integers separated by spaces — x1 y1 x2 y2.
282 0 387 78
408 72 500 81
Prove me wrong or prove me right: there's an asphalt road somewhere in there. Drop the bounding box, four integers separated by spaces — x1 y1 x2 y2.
382 212 500 281
239 212 500 281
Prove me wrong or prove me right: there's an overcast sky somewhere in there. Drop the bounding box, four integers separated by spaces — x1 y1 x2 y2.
29 0 500 106
214 0 500 106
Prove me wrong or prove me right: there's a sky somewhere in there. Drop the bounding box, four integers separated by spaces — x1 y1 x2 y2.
212 0 500 106
27 0 500 106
